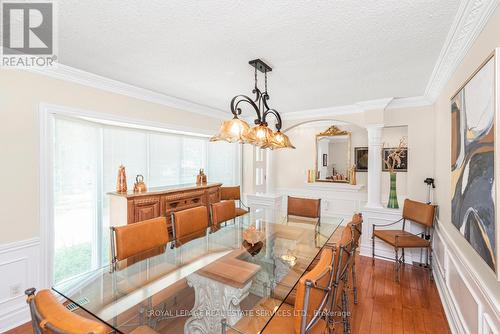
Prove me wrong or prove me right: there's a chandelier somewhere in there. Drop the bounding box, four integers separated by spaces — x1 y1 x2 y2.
210 59 295 149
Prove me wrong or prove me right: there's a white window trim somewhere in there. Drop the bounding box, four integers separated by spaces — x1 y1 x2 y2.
39 102 240 288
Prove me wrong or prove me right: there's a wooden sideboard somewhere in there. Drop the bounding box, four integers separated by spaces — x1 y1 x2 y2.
108 183 222 229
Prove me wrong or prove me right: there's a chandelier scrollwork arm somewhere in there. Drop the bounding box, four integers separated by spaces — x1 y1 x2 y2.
262 108 282 131
230 95 262 123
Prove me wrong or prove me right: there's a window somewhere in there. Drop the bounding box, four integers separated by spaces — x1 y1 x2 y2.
254 147 266 193
52 115 241 284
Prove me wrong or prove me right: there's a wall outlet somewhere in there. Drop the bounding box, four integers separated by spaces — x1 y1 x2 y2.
10 284 21 297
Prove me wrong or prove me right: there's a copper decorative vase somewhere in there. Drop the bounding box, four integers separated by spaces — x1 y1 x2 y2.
116 165 127 193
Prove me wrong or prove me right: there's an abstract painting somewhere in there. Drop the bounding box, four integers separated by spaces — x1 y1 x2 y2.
451 54 496 275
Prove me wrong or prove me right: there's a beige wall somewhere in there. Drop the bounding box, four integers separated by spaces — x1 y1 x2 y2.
0 70 222 244
434 4 500 303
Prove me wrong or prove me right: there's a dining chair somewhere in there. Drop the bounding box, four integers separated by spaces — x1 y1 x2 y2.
220 185 250 217
110 216 169 272
210 200 236 232
25 287 108 334
329 224 355 334
26 287 159 334
348 213 363 304
372 199 436 282
287 196 321 225
223 247 336 334
171 206 209 247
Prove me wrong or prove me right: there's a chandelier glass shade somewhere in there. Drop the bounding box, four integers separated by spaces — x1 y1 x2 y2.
210 59 295 150
210 116 252 143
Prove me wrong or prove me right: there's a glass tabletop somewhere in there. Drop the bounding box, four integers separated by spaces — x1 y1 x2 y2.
52 209 343 334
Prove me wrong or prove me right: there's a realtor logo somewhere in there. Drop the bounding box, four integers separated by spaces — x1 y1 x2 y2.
1 1 57 67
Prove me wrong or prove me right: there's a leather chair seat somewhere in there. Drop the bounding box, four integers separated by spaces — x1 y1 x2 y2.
373 230 430 248
263 303 327 334
235 207 248 217
31 289 108 334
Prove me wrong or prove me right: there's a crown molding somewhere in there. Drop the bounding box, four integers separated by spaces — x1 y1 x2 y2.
355 98 393 111
27 65 228 120
386 96 433 109
282 104 364 121
282 96 434 121
424 0 500 102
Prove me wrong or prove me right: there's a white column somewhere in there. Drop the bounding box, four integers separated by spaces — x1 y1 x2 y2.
366 124 384 208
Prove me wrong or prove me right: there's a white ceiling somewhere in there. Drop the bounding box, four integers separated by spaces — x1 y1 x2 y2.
57 0 460 114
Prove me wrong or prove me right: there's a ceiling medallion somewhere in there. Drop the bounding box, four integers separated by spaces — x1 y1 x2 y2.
317 125 349 137
210 59 295 149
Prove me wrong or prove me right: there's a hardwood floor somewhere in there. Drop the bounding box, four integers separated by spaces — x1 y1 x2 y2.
348 255 450 334
6 255 450 334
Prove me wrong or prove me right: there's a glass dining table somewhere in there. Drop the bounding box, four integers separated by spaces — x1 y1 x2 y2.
52 209 343 334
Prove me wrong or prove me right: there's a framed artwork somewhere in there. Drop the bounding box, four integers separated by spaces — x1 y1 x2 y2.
451 50 498 279
354 147 368 172
382 148 407 172
322 154 328 167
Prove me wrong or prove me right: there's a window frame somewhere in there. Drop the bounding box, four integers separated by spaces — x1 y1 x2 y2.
40 103 241 288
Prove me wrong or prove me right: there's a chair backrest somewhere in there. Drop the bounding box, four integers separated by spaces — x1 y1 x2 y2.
294 247 334 334
220 186 241 201
335 226 354 274
287 196 321 219
172 206 209 247
25 288 107 334
402 199 436 227
111 217 169 265
211 200 236 230
350 213 363 246
329 225 354 311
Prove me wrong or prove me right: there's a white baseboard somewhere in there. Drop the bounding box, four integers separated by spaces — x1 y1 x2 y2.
0 238 41 332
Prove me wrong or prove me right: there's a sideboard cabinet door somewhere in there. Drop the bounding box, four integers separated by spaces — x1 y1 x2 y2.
132 198 160 223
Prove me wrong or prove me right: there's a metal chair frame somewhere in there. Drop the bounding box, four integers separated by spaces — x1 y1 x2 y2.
372 217 434 282
328 238 355 334
349 220 363 304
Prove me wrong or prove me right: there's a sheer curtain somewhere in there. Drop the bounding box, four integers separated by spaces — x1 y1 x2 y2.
53 116 241 283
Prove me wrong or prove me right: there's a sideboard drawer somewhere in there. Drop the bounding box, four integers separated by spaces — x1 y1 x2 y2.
162 190 206 214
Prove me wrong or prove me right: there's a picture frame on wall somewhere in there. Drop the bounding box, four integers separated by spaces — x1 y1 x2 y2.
322 154 327 167
354 147 368 172
450 49 499 280
381 148 408 172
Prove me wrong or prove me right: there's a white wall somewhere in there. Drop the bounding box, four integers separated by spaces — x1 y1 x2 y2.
431 5 500 333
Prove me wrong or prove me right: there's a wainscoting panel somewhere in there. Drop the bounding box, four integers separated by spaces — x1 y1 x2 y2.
432 221 500 334
447 254 480 334
0 238 40 332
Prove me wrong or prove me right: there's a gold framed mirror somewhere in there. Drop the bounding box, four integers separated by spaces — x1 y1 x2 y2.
315 126 351 183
